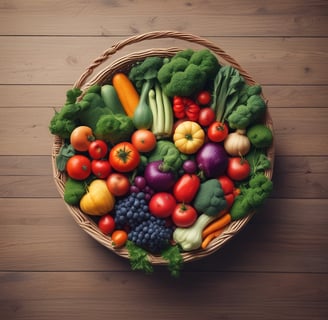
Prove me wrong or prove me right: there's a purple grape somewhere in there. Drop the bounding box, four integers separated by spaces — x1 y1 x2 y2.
145 193 152 202
134 176 147 189
183 159 197 173
130 185 140 194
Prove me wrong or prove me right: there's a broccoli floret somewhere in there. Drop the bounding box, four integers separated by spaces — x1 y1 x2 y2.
227 104 252 129
249 174 273 195
247 124 273 148
193 179 227 216
49 85 122 140
157 49 220 97
227 94 267 129
148 140 188 172
129 56 165 92
94 113 135 145
49 108 80 139
78 91 109 130
64 177 87 206
230 174 273 220
49 88 83 139
247 95 266 122
247 84 262 96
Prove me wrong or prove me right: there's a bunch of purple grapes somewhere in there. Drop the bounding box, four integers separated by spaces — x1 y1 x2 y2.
129 175 155 202
113 176 174 253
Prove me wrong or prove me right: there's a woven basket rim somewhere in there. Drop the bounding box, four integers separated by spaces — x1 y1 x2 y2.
51 30 275 265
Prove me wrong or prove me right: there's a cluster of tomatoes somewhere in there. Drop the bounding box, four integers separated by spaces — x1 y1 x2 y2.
66 125 149 196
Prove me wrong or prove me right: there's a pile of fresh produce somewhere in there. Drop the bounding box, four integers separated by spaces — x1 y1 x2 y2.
50 49 273 276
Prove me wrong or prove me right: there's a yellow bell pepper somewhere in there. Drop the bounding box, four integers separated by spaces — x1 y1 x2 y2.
173 121 205 154
80 179 115 216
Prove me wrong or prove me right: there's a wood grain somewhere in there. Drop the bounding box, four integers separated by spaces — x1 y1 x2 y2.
0 36 327 85
0 271 327 320
1 0 327 36
0 1 327 319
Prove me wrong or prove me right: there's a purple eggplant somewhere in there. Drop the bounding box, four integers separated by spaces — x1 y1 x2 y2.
144 160 176 191
196 142 228 178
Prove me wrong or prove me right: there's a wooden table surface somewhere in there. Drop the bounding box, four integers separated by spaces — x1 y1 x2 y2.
1 1 327 319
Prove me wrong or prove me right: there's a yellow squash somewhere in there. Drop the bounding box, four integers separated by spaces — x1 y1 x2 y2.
173 121 205 154
80 179 115 216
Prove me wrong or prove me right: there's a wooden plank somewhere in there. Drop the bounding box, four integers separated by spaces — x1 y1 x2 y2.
0 271 327 320
0 0 327 36
1 85 327 109
1 107 327 156
0 36 327 85
2 0 327 16
0 198 327 273
0 156 51 176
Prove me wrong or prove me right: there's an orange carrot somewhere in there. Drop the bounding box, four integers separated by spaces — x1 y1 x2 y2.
201 229 224 249
112 73 139 117
202 213 232 239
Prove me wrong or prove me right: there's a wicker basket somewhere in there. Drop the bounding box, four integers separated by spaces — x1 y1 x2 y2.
52 31 274 265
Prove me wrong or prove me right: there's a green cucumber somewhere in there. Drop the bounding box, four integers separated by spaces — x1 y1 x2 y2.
101 84 125 114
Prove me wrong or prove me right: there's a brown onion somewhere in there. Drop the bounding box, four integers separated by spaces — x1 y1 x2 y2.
224 129 251 156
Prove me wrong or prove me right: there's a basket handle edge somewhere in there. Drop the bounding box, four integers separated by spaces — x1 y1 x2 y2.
74 30 255 88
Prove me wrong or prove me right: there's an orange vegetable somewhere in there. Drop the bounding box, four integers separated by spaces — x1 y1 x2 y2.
201 229 224 249
70 126 95 152
112 73 139 117
111 230 128 248
202 212 232 239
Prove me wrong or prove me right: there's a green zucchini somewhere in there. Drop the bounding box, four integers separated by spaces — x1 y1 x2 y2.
101 84 125 115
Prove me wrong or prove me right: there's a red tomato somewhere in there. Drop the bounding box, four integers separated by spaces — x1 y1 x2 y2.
66 155 91 180
70 126 95 152
111 230 128 248
88 140 108 160
106 173 130 196
149 192 176 218
109 142 140 172
198 107 216 127
98 214 116 235
173 174 200 203
196 90 211 106
218 175 235 194
172 203 197 227
131 129 157 153
226 157 251 181
91 159 111 179
225 193 235 208
208 121 229 142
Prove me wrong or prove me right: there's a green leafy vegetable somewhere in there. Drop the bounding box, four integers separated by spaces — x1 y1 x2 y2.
126 241 154 274
161 245 183 278
211 65 245 122
56 143 75 172
245 148 271 176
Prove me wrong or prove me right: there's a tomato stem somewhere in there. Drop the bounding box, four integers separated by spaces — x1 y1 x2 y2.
117 146 131 163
